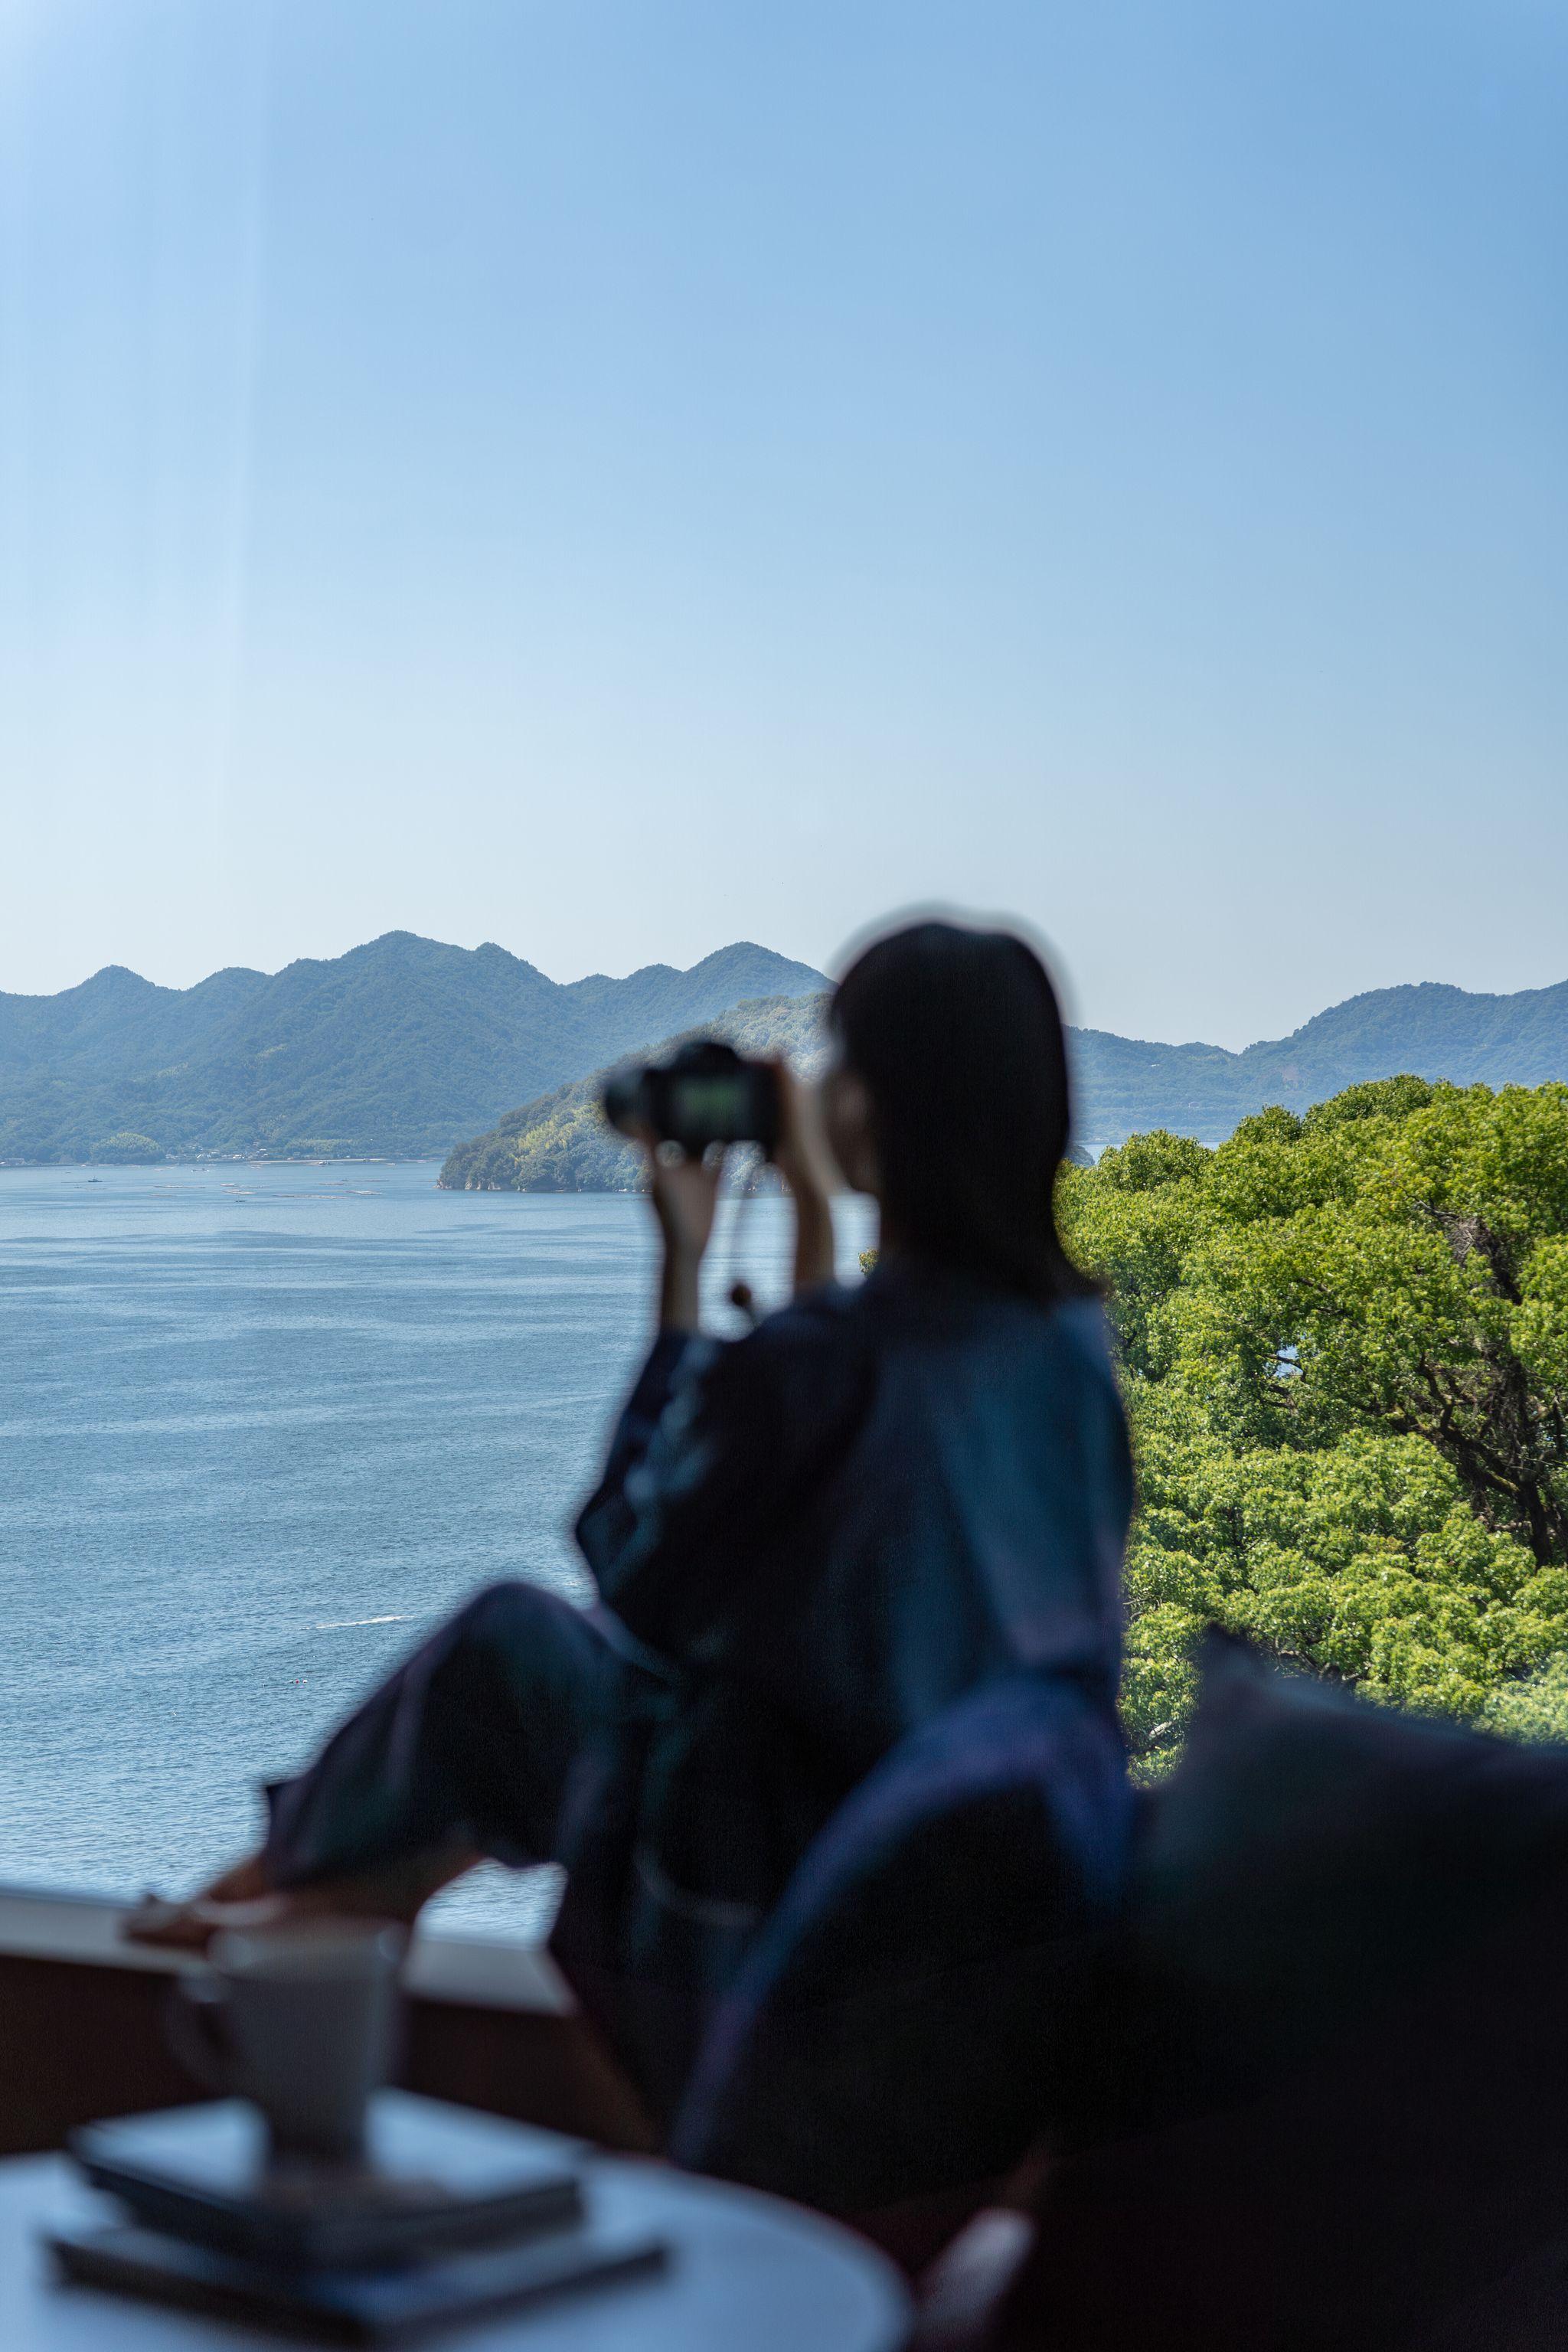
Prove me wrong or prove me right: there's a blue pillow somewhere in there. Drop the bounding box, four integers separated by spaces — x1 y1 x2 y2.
671 1670 1132 2215
1105 1632 1568 2126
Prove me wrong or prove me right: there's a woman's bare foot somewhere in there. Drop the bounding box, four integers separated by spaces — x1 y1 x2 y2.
122 1847 478 1952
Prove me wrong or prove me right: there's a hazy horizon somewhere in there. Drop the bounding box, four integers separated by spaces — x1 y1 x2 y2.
4 2 1564 1050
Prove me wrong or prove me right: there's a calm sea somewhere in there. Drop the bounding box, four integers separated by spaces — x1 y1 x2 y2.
0 1162 874 1939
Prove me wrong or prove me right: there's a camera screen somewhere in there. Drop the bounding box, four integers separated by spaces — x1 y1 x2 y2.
669 1076 749 1132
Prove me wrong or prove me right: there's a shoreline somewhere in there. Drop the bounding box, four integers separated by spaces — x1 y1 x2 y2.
0 1155 448 1171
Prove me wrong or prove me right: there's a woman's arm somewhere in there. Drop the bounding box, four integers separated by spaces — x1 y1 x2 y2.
769 1062 838 1296
579 1079 854 1641
577 1292 868 1648
641 1127 726 1335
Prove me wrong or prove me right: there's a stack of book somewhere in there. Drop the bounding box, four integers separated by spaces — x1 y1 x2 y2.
47 2092 668 2342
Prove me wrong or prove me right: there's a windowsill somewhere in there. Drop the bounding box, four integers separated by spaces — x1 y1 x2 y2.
0 1879 668 2159
0 1882 572 2014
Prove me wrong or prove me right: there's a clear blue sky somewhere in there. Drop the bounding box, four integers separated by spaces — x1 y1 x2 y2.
2 0 1563 1047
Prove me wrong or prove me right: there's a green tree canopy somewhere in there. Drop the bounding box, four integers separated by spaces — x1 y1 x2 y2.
1058 1078 1568 1765
88 1131 165 1165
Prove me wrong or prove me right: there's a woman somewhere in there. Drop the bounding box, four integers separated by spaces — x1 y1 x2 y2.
135 920 1133 2118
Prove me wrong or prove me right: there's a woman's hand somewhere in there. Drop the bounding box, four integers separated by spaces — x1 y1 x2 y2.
638 1126 726 1334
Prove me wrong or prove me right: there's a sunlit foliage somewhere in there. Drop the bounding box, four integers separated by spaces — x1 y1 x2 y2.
1057 1079 1568 1763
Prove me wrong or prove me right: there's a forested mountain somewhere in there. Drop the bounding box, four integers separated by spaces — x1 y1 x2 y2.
0 933 827 1162
1073 978 1568 1143
4 936 1565 1168
442 975 1568 1188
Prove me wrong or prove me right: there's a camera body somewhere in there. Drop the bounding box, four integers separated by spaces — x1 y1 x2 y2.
601 1040 781 1158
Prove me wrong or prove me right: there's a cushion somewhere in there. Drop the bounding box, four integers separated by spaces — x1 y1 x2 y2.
670 1669 1132 2217
1103 1631 1568 2125
992 1634 1568 2352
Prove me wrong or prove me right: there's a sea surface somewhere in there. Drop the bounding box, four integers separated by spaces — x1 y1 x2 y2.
0 1162 874 1939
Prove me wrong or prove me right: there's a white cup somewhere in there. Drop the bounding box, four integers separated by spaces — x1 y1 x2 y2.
170 1919 405 2161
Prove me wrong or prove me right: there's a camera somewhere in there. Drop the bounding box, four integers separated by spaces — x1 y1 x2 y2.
601 1040 781 1158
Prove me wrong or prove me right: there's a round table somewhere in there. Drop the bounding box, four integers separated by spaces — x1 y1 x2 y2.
0 2150 910 2350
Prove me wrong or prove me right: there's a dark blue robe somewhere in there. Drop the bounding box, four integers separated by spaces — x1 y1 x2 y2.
266 1259 1133 2115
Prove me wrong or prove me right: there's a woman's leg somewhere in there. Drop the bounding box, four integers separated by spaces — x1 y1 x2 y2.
263 1582 618 1890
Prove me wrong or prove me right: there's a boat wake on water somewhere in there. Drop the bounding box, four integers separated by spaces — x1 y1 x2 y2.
312 1615 411 1632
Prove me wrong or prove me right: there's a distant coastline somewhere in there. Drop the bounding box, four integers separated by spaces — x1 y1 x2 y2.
0 1155 444 1171
4 929 1566 1178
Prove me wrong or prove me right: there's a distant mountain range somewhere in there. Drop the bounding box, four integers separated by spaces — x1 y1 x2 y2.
2 934 1564 1168
0 933 827 1162
1073 976 1568 1145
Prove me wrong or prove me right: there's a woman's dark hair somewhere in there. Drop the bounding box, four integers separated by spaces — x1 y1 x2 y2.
829 920 1093 1306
